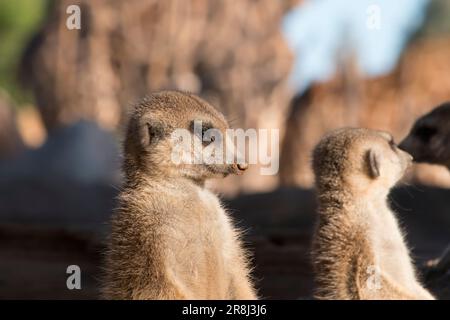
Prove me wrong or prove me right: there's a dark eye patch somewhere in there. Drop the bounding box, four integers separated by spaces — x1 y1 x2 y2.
414 126 437 142
189 120 216 145
148 122 165 140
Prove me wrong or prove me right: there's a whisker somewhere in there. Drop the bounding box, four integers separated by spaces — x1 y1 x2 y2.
389 195 413 212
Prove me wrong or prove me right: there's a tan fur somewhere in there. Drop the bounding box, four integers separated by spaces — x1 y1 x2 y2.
400 102 450 170
311 128 435 300
102 91 257 300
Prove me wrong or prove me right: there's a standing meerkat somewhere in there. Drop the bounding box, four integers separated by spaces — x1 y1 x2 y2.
102 91 257 300
399 102 450 170
311 128 435 300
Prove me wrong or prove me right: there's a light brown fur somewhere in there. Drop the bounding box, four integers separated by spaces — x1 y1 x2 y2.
400 102 450 170
102 91 257 300
311 128 435 300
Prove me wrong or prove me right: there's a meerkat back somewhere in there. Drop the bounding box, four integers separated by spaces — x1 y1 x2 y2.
102 91 257 300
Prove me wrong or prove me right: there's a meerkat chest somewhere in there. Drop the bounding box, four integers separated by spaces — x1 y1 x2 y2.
367 204 417 284
196 188 237 257
196 188 232 237
193 188 236 294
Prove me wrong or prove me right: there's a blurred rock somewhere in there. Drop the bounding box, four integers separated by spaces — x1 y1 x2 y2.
21 1 450 194
22 0 298 128
0 120 121 186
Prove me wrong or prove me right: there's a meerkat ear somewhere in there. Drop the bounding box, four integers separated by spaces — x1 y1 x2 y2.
367 149 381 178
139 121 164 147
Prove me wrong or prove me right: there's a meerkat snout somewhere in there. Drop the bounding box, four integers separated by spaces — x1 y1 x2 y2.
236 162 248 172
367 136 412 188
399 102 450 170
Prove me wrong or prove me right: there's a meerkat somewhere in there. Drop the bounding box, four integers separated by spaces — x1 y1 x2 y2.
399 102 450 170
311 128 435 300
399 102 450 289
102 91 257 300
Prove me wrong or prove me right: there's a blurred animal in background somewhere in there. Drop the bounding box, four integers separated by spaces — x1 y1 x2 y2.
19 0 450 193
0 120 120 185
311 128 434 300
21 0 296 194
102 91 257 300
400 102 450 170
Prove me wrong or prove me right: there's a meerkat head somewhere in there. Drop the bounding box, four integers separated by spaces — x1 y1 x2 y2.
399 102 450 169
313 128 413 197
123 90 247 184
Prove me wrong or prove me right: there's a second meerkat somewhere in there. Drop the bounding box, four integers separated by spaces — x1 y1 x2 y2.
311 128 435 300
399 102 450 170
102 91 257 300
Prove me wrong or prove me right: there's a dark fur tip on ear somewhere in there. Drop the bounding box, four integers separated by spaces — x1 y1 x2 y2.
367 149 381 178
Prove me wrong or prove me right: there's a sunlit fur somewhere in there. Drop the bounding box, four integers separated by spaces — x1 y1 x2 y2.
311 128 435 300
102 91 257 299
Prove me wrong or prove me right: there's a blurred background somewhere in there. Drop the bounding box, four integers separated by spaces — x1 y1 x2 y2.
0 0 449 299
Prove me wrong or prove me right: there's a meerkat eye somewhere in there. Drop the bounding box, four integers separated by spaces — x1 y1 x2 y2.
202 127 217 146
415 125 437 142
189 120 215 145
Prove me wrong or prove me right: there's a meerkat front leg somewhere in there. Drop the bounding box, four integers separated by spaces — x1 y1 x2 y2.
229 268 258 299
356 264 433 300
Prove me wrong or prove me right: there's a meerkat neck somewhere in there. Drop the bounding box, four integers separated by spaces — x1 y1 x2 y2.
317 182 389 216
124 171 206 192
123 155 205 189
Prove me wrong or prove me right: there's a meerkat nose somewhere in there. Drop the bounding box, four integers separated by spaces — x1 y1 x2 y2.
237 162 248 171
